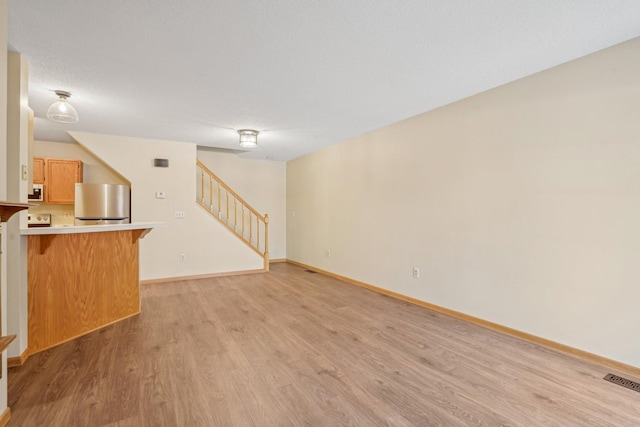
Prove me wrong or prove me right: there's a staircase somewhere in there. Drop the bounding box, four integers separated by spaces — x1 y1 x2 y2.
196 160 269 271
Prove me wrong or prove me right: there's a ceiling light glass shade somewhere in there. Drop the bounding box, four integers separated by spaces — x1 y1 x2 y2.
238 129 259 148
47 90 79 123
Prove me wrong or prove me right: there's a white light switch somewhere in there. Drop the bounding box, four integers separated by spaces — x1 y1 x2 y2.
156 191 165 199
174 210 185 218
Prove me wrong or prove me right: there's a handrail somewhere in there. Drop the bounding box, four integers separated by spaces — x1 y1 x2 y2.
196 159 269 271
196 160 265 222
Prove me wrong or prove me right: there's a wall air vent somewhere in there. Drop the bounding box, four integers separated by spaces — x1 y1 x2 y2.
603 373 640 393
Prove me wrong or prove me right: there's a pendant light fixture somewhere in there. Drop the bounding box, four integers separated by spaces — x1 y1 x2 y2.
47 90 79 123
238 129 259 148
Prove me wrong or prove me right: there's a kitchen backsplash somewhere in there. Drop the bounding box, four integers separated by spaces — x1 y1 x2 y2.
29 204 75 225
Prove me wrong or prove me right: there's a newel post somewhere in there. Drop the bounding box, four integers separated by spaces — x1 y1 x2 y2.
264 214 269 272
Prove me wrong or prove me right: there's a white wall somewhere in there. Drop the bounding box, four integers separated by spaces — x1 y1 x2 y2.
71 132 267 280
287 37 640 368
0 0 10 414
196 147 286 260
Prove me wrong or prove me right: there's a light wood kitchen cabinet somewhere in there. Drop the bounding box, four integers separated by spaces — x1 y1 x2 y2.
43 158 84 204
32 157 45 184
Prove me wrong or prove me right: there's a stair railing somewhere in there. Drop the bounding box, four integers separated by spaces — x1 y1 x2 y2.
196 159 269 271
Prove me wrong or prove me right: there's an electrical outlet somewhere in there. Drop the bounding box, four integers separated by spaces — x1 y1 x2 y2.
180 253 186 262
21 164 28 180
174 210 185 218
156 191 166 199
413 267 420 278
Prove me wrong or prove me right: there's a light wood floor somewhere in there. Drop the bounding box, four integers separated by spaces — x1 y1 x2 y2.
8 263 640 426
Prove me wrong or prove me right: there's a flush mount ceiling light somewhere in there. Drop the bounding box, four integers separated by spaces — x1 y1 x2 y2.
47 90 79 123
238 129 259 148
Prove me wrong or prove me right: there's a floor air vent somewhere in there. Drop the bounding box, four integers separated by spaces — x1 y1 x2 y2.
305 270 317 274
603 373 640 393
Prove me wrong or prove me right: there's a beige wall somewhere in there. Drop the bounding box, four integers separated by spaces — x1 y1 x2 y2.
5 52 29 361
0 0 9 413
0 3 5 201
71 132 275 280
287 37 640 368
196 147 286 260
34 139 128 184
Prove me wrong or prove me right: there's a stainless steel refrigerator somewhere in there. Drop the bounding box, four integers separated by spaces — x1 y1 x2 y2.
74 183 130 225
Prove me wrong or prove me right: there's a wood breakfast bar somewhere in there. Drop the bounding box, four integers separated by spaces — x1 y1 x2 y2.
21 222 164 356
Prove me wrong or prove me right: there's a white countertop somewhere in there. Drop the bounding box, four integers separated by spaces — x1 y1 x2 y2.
21 221 166 235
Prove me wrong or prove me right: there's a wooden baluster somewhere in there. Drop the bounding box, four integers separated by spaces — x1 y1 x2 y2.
249 212 253 245
200 167 204 203
257 218 260 251
242 205 245 237
234 198 237 231
226 192 229 223
217 183 221 218
209 176 213 211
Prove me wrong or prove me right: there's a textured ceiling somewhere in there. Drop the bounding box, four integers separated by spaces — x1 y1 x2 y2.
8 1 640 161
